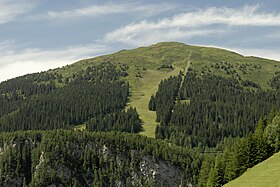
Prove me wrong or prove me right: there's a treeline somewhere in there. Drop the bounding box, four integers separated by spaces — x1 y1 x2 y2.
155 71 280 147
0 71 60 120
0 62 138 133
199 112 280 187
0 130 204 187
270 71 280 90
0 81 128 131
70 62 129 84
86 107 143 133
0 74 56 118
148 74 182 125
0 72 58 96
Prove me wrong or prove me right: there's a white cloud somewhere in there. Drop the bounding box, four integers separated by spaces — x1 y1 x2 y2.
46 2 176 19
203 44 280 61
166 5 280 27
0 40 15 52
232 48 280 62
0 0 36 24
104 5 280 45
106 27 220 46
0 44 110 82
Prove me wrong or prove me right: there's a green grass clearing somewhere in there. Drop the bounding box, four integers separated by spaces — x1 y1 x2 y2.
126 67 182 138
224 152 280 187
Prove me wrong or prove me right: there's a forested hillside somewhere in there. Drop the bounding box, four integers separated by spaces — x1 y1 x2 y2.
154 70 280 147
0 130 204 186
0 62 142 133
0 42 279 187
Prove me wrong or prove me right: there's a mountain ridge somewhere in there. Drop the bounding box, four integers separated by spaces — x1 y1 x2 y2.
1 42 280 137
59 41 279 136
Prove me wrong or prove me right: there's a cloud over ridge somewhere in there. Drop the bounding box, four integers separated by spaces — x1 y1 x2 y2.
0 43 109 82
105 5 280 45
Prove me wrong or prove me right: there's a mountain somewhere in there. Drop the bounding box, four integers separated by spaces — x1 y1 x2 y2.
47 42 280 137
0 42 279 187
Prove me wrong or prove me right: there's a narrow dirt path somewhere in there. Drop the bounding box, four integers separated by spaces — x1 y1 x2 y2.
179 51 192 91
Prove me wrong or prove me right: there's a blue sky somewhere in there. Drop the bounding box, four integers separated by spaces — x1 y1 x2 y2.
0 0 280 82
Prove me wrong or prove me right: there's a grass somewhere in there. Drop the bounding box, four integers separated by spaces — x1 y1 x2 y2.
224 152 280 187
126 67 182 138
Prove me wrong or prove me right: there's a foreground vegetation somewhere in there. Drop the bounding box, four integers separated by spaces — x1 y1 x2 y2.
199 114 280 186
0 130 203 186
0 113 279 186
224 152 280 187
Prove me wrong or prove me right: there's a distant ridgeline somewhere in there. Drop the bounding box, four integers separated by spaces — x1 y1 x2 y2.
0 62 141 133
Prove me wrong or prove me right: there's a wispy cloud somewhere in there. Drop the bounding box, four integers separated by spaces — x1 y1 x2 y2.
0 43 110 82
203 44 280 61
0 0 36 25
232 48 280 61
105 27 220 46
165 5 280 27
0 40 15 52
45 2 176 19
104 5 280 45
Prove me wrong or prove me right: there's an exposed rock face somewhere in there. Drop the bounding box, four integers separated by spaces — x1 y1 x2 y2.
34 151 45 179
101 144 111 160
139 155 182 187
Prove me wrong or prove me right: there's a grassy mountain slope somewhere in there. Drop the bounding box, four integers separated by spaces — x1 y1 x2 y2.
126 67 181 137
224 151 280 187
52 42 280 136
